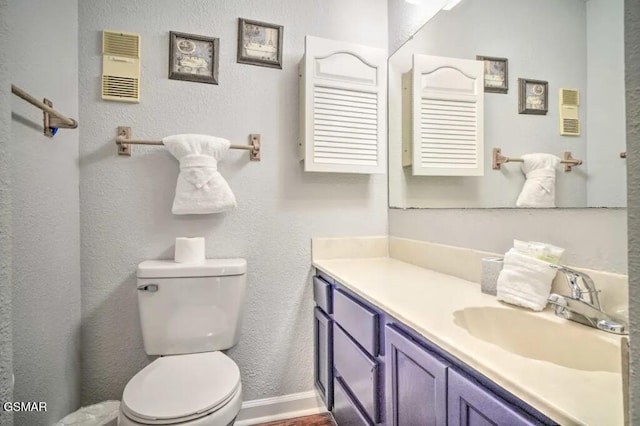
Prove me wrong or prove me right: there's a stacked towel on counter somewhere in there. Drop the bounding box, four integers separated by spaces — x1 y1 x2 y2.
496 248 557 311
516 153 561 208
164 134 237 215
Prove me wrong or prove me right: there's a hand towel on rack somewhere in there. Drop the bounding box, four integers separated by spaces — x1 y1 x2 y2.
515 153 561 208
496 248 556 311
163 134 237 215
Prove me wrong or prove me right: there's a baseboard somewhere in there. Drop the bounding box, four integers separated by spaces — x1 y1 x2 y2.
234 390 327 425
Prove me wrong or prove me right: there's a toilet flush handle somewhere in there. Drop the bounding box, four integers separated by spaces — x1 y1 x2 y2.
137 283 159 292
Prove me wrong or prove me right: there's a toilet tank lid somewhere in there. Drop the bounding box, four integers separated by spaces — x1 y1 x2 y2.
137 259 247 278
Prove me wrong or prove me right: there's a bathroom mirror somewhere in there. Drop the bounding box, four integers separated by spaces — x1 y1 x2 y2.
388 0 626 208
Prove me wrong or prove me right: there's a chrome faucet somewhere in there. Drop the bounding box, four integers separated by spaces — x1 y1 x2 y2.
547 265 628 335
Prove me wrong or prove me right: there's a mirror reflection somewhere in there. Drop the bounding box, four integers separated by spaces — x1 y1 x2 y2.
388 0 626 208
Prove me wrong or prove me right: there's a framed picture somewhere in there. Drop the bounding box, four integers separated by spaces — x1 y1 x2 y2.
169 31 219 85
476 55 508 93
518 78 548 115
237 18 283 69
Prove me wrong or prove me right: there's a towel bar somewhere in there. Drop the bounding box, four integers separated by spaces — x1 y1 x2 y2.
115 126 261 161
492 148 582 172
11 84 79 137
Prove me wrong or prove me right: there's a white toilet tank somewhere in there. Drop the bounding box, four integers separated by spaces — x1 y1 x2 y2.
136 258 247 355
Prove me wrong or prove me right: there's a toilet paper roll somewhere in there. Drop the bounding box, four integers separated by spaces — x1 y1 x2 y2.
174 237 205 263
481 257 504 296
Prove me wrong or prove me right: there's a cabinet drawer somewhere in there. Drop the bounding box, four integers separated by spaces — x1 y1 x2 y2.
313 276 332 314
333 288 379 356
334 377 373 426
334 324 380 424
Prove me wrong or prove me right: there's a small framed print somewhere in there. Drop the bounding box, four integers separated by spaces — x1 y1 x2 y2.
169 31 219 85
237 18 283 69
518 78 548 115
476 55 508 93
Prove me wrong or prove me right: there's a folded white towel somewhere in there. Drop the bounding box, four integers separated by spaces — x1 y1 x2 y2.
516 153 561 208
496 248 557 311
163 134 237 215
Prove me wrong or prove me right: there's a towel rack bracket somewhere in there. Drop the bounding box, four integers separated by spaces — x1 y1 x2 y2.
563 151 582 172
43 98 78 138
492 148 507 170
117 126 132 156
250 134 261 161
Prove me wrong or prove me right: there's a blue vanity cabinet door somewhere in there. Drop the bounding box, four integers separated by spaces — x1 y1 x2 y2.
385 325 449 426
314 307 333 410
448 369 542 426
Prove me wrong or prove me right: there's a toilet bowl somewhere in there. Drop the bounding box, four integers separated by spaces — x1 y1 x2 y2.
118 352 242 426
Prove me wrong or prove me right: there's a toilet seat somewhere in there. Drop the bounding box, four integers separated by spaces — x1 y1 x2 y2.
121 352 241 425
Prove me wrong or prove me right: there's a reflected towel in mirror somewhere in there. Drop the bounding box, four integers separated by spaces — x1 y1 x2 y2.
516 153 561 208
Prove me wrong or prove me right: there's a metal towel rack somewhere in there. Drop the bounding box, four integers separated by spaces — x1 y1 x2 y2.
492 148 583 172
11 84 78 137
115 126 261 161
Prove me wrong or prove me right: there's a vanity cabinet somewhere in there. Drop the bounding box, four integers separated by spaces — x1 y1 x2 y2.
312 270 556 426
385 324 555 426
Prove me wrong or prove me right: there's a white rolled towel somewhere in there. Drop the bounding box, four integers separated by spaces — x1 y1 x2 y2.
163 134 237 215
516 153 561 208
496 248 557 311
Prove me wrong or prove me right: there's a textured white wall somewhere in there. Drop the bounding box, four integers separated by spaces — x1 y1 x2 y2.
8 0 81 424
0 0 13 424
389 0 590 208
78 0 388 405
625 0 640 422
587 0 626 207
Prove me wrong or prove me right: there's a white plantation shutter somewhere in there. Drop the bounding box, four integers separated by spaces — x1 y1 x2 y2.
299 36 386 174
410 55 484 176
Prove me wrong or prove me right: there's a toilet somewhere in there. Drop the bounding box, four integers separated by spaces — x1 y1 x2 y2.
118 258 247 426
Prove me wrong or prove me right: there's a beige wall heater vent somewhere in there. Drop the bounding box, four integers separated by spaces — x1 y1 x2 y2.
559 88 579 136
102 30 140 103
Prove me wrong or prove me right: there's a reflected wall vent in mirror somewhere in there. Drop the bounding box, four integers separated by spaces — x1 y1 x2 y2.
102 30 141 103
298 36 386 174
560 88 580 136
402 54 484 176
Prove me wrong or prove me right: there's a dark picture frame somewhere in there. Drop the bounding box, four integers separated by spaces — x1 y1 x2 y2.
237 18 283 69
518 78 548 115
169 31 219 85
476 55 508 94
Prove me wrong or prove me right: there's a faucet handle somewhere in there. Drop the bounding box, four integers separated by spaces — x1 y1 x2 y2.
549 264 601 308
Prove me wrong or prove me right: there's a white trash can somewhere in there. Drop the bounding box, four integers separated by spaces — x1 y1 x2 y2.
55 400 120 426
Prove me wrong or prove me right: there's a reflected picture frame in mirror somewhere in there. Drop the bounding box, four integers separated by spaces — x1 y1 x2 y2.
477 55 508 94
518 78 548 115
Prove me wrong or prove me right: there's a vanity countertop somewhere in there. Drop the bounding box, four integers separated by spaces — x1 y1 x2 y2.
313 256 624 426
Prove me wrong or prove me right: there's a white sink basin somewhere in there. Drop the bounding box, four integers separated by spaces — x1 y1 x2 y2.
453 306 621 373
